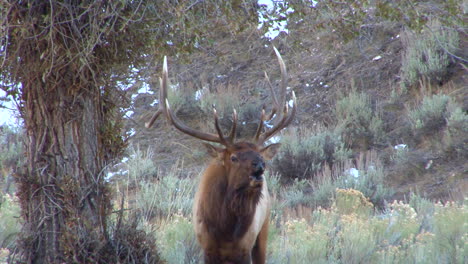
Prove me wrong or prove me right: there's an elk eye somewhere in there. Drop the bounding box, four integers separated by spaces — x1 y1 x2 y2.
230 155 239 163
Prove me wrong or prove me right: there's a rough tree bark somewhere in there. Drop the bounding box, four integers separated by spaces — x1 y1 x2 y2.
18 71 111 263
1 1 259 262
2 2 127 263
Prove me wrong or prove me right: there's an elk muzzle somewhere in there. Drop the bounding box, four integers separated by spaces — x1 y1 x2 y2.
250 159 265 188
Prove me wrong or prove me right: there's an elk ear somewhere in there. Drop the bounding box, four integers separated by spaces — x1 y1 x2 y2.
203 143 224 158
260 143 281 160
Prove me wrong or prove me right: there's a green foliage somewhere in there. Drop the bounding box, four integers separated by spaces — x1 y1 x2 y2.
127 146 158 182
266 191 467 264
197 84 242 118
135 165 196 221
276 152 393 212
280 179 310 208
408 94 451 134
391 145 410 166
337 163 393 208
432 201 467 263
309 154 393 209
268 218 329 264
124 146 196 221
0 248 10 263
156 213 202 264
273 127 351 182
0 194 21 248
444 106 468 156
334 188 373 217
401 20 460 88
0 126 23 170
335 92 386 149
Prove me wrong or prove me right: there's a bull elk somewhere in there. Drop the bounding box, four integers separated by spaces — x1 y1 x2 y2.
146 48 296 264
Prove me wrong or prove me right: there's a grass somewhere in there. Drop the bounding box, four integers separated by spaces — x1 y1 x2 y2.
0 145 466 263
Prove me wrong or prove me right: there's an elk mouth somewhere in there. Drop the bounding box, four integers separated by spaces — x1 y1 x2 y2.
249 169 264 188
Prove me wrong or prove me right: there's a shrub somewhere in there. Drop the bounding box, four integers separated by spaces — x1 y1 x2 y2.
273 127 351 182
0 126 24 193
336 161 393 208
334 188 373 217
135 163 196 221
197 84 242 118
384 200 421 244
108 220 162 264
126 145 158 183
156 213 202 264
444 106 468 156
310 152 393 209
280 178 310 208
335 92 386 149
401 19 459 88
408 94 450 134
268 218 329 264
432 201 467 263
0 194 21 249
335 213 377 264
0 248 10 263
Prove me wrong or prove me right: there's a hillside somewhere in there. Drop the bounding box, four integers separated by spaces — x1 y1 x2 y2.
128 6 467 203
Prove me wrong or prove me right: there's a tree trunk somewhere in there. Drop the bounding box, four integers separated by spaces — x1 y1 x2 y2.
17 70 111 263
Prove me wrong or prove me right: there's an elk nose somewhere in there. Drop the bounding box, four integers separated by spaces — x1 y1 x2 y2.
252 160 265 174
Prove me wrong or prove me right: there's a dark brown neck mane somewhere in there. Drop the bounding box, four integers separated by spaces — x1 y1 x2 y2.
200 166 263 242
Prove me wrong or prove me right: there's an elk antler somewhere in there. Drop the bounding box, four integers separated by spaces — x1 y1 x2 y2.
146 48 295 147
254 47 296 145
146 56 238 147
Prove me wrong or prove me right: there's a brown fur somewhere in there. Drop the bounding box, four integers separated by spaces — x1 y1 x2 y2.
193 142 279 264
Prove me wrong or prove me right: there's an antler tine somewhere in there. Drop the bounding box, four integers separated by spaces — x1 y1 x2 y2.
257 91 296 144
254 108 266 142
212 107 232 147
145 57 169 128
255 47 296 145
273 46 288 105
264 71 280 120
228 109 238 143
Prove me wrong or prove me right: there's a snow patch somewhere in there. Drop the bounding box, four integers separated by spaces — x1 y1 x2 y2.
394 144 407 150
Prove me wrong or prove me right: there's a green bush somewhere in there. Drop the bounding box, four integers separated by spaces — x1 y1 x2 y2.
0 126 23 194
408 94 450 134
0 194 21 248
273 127 351 182
309 153 393 209
334 188 373 217
335 92 386 149
156 213 202 264
444 106 468 156
401 19 459 88
153 185 467 264
280 179 310 208
432 201 467 263
269 217 330 264
197 84 242 118
336 162 393 208
135 164 196 221
126 145 158 183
